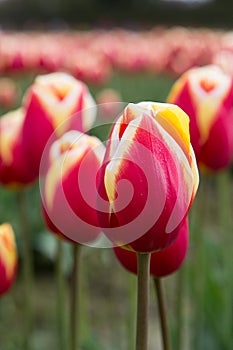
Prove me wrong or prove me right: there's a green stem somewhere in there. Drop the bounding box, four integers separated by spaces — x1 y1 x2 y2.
154 278 170 350
79 252 89 343
191 175 209 349
56 238 68 350
17 189 34 350
217 171 232 344
70 244 81 350
174 266 185 350
127 274 137 350
136 252 151 350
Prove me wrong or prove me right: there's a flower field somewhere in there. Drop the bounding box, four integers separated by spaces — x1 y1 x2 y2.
0 27 233 350
0 27 233 84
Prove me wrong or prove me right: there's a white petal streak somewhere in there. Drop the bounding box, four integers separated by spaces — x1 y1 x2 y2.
104 115 143 205
152 118 195 233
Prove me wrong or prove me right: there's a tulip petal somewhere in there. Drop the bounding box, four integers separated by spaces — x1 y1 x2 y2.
0 223 18 296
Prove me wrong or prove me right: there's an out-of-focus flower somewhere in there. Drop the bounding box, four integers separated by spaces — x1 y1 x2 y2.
212 50 233 77
0 109 36 187
167 65 233 171
0 223 18 296
22 72 97 177
97 102 199 252
41 131 105 244
114 218 189 277
0 78 19 109
96 88 122 120
65 50 111 85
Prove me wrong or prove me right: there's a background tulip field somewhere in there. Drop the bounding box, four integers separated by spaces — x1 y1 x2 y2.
0 22 233 350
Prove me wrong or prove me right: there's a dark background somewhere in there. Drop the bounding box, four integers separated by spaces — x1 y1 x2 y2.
0 0 232 29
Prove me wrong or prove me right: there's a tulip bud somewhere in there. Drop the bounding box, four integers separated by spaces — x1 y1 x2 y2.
97 102 199 252
0 223 18 296
114 218 189 278
41 131 105 244
167 65 233 171
0 109 37 187
22 72 97 177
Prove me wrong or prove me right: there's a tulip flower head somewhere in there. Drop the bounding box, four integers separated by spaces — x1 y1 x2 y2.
22 72 97 177
167 65 233 171
97 102 199 252
114 218 189 278
0 108 36 187
41 130 105 244
0 223 18 296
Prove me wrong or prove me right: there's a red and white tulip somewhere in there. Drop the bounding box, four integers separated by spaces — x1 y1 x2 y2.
0 223 18 297
0 108 36 187
41 131 105 244
97 102 199 252
22 72 97 177
167 65 233 171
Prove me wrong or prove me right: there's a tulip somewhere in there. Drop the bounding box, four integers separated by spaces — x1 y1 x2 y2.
114 218 189 278
41 130 105 350
167 65 233 171
212 50 233 77
0 78 19 109
0 223 18 296
96 88 122 120
97 102 198 350
41 130 105 244
22 72 97 178
0 108 36 187
97 102 199 253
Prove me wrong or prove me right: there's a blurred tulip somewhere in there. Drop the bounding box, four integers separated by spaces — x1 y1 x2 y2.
0 78 19 108
0 108 37 187
0 223 18 296
97 102 199 252
167 65 233 171
65 51 111 85
212 50 233 77
22 72 97 177
41 130 105 244
96 88 122 120
114 218 189 278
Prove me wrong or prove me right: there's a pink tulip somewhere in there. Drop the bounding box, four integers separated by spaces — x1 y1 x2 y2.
96 88 122 120
0 78 19 108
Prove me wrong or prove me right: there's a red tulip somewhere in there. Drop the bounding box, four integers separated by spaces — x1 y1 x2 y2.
114 218 188 278
0 109 36 187
0 223 18 296
22 72 97 178
41 130 105 244
97 102 199 252
167 65 233 171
